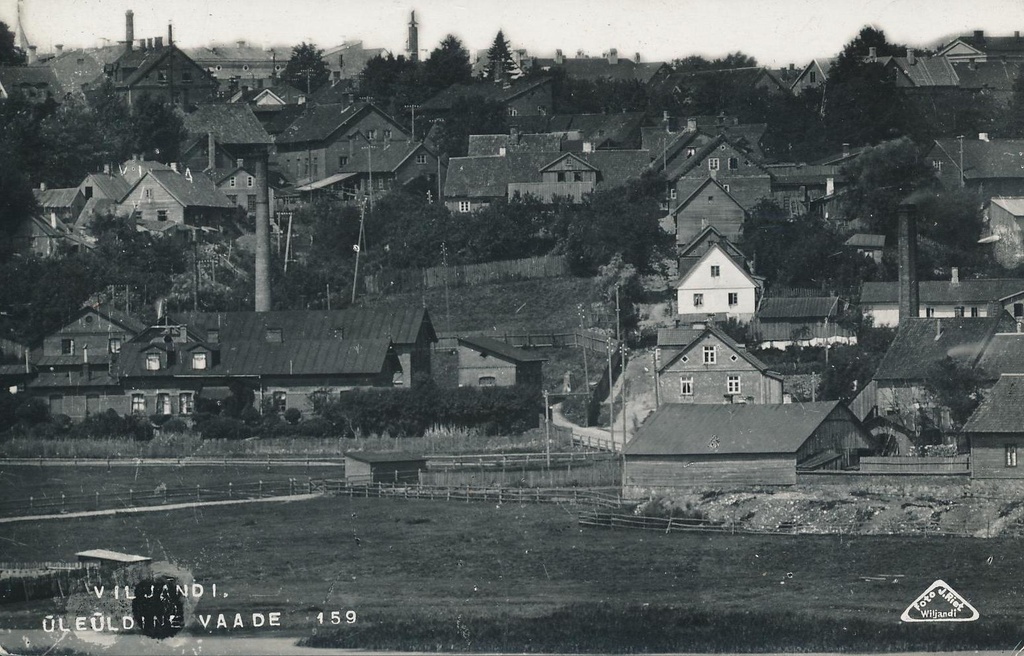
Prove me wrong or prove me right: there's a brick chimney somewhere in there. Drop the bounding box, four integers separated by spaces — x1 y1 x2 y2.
634 52 641 64
868 46 877 62
607 48 618 65
155 36 163 49
55 44 63 56
898 201 920 324
207 133 216 171
554 49 563 65
27 45 37 65
125 10 134 52
951 267 960 285
907 48 915 66
974 30 985 42
168 23 173 46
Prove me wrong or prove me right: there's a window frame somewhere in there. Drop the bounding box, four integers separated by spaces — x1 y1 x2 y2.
728 292 739 306
693 293 704 308
178 392 194 415
708 157 720 171
710 265 721 278
458 200 471 213
192 352 208 370
703 345 716 365
145 353 160 371
60 338 75 355
727 375 741 395
157 392 172 416
679 377 693 397
131 393 146 414
1007 444 1018 467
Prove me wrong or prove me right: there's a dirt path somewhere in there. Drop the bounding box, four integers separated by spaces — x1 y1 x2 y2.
550 403 621 451
0 493 320 524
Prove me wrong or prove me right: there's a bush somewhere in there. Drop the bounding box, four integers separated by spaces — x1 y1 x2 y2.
199 417 252 440
15 398 50 425
239 406 262 427
296 417 335 437
72 409 152 441
161 418 189 434
283 407 302 425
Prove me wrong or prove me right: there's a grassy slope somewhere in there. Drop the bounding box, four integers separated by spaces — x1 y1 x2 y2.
2 496 1021 651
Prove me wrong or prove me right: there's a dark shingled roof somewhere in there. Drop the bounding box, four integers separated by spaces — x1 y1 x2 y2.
873 317 1006 381
0 65 60 97
508 112 647 148
117 339 396 377
82 172 132 202
845 233 886 249
975 332 1024 378
890 56 960 87
458 335 548 363
28 370 120 389
173 308 436 346
656 328 704 347
931 138 1024 180
468 133 563 156
276 102 370 145
531 58 665 83
657 324 774 375
137 169 236 209
860 279 1024 305
945 33 1024 58
625 401 845 456
34 187 81 208
183 104 273 145
952 60 1022 92
419 78 552 112
758 297 839 320
964 374 1024 433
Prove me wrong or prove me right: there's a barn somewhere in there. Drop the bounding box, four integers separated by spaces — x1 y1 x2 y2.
623 401 874 495
344 452 427 484
966 374 1024 480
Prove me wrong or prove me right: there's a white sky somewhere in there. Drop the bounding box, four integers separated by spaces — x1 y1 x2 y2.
3 0 1024 67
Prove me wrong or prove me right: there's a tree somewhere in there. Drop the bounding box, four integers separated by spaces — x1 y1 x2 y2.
924 357 987 430
484 30 517 82
836 138 935 234
422 35 472 93
0 142 38 246
0 21 25 65
429 96 508 157
281 42 330 95
131 95 186 163
358 53 422 115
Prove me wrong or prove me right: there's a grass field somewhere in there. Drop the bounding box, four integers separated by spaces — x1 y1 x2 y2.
2 496 1022 652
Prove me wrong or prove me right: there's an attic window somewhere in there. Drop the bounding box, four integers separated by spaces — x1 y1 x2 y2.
182 71 192 83
932 160 943 171
703 345 716 364
708 158 720 171
681 355 689 363
192 352 208 370
265 328 283 343
416 153 427 165
207 329 219 343
339 156 349 167
730 354 739 362
686 148 696 158
145 353 160 371
728 157 739 170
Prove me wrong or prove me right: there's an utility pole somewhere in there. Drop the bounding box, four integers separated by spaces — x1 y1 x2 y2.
351 202 366 304
404 104 419 141
543 390 550 468
621 342 627 446
956 134 965 188
607 340 615 450
615 285 621 342
653 349 660 409
192 228 200 311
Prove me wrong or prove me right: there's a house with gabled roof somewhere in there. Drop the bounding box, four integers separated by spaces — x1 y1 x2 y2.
790 58 834 94
675 242 762 321
527 50 668 84
938 30 1024 64
656 322 783 405
676 225 751 278
418 77 553 119
844 233 885 263
927 136 1024 198
658 133 772 215
623 401 874 492
860 272 1024 327
33 186 87 225
670 177 747 247
751 296 855 349
965 374 1024 479
457 335 546 388
116 167 237 232
0 65 60 103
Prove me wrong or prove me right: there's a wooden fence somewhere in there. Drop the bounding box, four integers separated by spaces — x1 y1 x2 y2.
425 451 614 469
365 255 569 295
434 329 616 353
1 567 98 604
859 455 970 474
422 459 620 488
325 480 624 508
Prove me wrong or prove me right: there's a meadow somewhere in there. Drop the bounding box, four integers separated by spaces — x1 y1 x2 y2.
2 495 1021 652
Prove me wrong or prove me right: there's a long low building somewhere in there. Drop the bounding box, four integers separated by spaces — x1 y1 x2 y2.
623 401 874 494
860 273 1024 327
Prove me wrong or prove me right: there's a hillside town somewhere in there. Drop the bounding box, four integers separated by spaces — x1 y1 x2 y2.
4 2 1024 651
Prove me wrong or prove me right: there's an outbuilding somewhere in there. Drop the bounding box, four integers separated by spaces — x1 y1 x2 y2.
344 452 427 484
457 335 547 388
965 374 1024 479
623 401 874 495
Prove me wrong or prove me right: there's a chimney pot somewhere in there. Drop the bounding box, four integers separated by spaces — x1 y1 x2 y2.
607 48 618 65
155 36 163 49
554 49 563 65
27 45 37 65
907 48 916 66
40 182 47 191
789 62 795 71
974 30 985 41
55 44 63 56
237 40 245 48
103 163 110 175
979 132 990 141
634 52 641 63
951 267 960 285
868 46 877 62
168 23 173 45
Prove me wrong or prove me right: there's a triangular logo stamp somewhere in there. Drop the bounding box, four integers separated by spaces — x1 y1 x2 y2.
901 579 979 622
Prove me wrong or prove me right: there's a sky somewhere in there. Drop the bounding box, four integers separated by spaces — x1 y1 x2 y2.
3 0 1024 67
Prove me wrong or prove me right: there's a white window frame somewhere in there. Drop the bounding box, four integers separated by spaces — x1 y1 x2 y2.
178 392 194 415
108 337 122 354
669 188 677 200
679 377 693 397
703 345 716 365
157 393 172 416
728 292 739 306
229 177 236 188
192 352 208 370
416 153 428 165
145 353 160 371
1007 444 1018 467
693 293 704 308
708 158 720 171
710 265 720 277
247 176 254 188
131 394 146 414
727 375 741 395
458 200 471 213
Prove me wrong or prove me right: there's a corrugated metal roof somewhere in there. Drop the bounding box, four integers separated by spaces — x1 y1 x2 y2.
28 370 120 388
34 187 81 208
758 297 838 320
458 335 548 363
964 374 1024 433
625 401 844 456
860 279 1024 305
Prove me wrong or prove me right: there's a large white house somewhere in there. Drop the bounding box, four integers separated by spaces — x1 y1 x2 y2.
860 273 1024 327
676 243 761 321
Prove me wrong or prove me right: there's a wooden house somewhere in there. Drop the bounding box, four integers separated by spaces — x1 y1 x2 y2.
675 243 761 321
33 187 87 225
117 167 237 232
844 233 885 263
860 273 1024 327
665 134 772 215
966 374 1024 479
789 59 833 95
751 296 855 349
623 401 874 494
656 323 783 405
457 335 546 388
344 452 427 484
676 225 751 278
671 177 747 246
927 136 1024 199
0 65 60 103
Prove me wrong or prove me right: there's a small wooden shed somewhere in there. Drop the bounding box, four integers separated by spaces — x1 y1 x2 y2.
345 452 428 484
966 374 1024 480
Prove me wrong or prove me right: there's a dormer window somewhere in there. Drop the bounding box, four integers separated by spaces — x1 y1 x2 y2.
207 329 219 343
192 352 208 370
145 353 160 371
265 328 282 343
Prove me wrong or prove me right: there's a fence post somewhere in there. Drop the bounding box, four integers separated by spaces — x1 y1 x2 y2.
29 496 33 510
129 489 133 506
196 484 201 502
258 480 263 497
229 482 233 498
95 491 100 509
308 477 313 495
61 493 65 513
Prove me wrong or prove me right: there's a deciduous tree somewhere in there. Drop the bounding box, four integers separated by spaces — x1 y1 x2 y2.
281 42 330 94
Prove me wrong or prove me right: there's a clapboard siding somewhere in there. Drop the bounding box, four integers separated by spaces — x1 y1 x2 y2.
795 406 872 468
972 435 1024 479
624 455 796 493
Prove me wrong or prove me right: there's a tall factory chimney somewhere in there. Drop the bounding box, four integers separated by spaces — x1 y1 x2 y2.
407 11 419 62
125 10 134 51
254 149 272 311
898 200 920 324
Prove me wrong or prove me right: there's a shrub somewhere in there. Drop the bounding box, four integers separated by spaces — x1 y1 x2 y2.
161 418 189 434
296 417 335 437
199 417 252 440
284 407 302 425
239 406 262 427
15 397 50 425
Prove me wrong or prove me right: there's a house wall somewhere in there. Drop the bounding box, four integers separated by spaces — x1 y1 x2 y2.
446 198 493 214
623 454 797 496
658 332 782 404
43 311 136 358
118 180 186 224
863 302 994 327
676 247 758 319
276 111 409 183
120 49 218 107
675 183 746 246
457 345 518 387
971 434 1024 479
40 389 130 420
794 406 871 469
675 143 772 212
506 83 553 117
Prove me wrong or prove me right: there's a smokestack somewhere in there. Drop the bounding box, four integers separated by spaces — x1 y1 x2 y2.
207 133 216 171
254 150 272 311
155 36 163 49
898 201 920 324
167 23 173 45
907 48 915 66
951 267 960 285
125 10 134 51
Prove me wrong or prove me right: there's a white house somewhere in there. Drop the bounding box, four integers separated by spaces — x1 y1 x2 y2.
860 272 1024 327
676 243 761 321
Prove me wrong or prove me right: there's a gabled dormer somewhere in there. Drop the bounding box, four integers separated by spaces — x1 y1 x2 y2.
539 152 599 184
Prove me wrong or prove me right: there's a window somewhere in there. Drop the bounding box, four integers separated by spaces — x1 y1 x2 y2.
377 177 385 190
703 345 716 364
685 147 696 158
61 338 75 355
109 337 122 354
226 194 238 204
229 177 236 188
157 393 171 416
207 329 219 343
146 353 160 371
478 376 497 387
728 157 739 170
971 307 980 318
157 209 168 222
143 188 152 199
416 153 427 165
809 71 817 84
84 185 93 199
669 188 677 200
247 176 254 188
708 158 720 171
954 306 965 317
693 293 704 308
925 307 935 318
728 292 739 306
383 129 392 139
192 352 208 370
312 156 318 177
131 394 145 414
727 375 741 394
157 71 167 84
707 195 714 204
247 196 256 213
273 391 287 412
339 156 349 167
507 107 518 116
365 129 376 139
458 200 471 213
265 328 283 343
932 160 943 171
182 70 192 83
1007 444 1018 467
679 377 693 397
242 64 250 71
1015 303 1024 318
178 392 194 415
723 184 730 192
710 265 721 277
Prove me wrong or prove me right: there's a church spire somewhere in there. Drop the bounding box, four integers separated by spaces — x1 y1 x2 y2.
15 0 32 52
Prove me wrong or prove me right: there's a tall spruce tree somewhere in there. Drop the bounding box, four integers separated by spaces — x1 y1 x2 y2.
485 30 517 82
